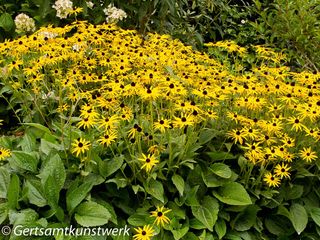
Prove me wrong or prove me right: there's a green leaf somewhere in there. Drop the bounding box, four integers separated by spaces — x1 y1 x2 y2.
0 167 10 198
38 153 66 191
289 203 308 235
206 152 237 161
0 13 14 32
210 163 232 179
233 205 260 231
75 201 111 227
191 206 214 231
213 182 252 205
265 215 294 236
43 175 59 208
172 174 185 196
7 174 20 209
310 208 320 227
146 179 164 203
0 203 8 224
285 185 304 200
22 123 53 136
99 155 124 178
9 208 38 226
191 196 218 232
198 129 217 145
215 219 226 239
10 151 38 173
25 179 47 207
127 213 149 226
172 225 189 240
66 181 94 213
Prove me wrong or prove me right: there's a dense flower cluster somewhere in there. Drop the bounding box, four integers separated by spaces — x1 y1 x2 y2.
52 0 73 19
14 13 36 33
0 22 319 192
103 4 127 23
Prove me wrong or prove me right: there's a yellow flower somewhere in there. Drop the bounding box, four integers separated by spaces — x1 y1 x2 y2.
299 147 318 163
150 206 171 226
97 131 117 146
71 138 91 157
226 129 247 145
133 225 154 240
274 163 291 179
0 147 11 161
263 172 280 187
138 153 159 172
153 119 170 133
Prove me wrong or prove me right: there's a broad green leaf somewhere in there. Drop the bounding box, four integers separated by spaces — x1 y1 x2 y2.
171 225 188 240
233 205 260 231
213 182 252 205
172 174 185 196
10 151 38 173
127 213 149 226
99 156 124 178
0 167 10 198
0 13 14 32
146 179 164 203
25 179 47 207
0 203 8 224
191 196 218 232
38 153 66 191
206 152 237 161
189 218 206 229
7 174 20 209
265 215 294 236
198 129 217 145
66 181 94 213
191 206 214 231
75 201 111 227
9 208 39 226
285 185 304 200
22 123 52 136
310 208 320 227
43 175 59 207
289 203 308 235
93 199 118 225
215 219 226 239
185 185 200 207
210 163 232 179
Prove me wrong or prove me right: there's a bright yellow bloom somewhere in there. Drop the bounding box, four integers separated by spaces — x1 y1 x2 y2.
133 225 154 240
0 147 11 160
150 206 171 226
71 138 91 157
274 163 291 179
263 172 280 187
138 153 159 172
299 147 318 163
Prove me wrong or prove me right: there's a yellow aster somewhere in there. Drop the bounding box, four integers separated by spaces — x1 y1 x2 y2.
71 138 91 157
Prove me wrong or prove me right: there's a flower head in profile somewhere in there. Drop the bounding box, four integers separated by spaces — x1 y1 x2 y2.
150 206 172 226
133 225 154 240
138 153 159 172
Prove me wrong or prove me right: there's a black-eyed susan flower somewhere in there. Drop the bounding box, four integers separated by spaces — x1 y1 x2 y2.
299 147 318 163
153 119 170 133
263 172 280 187
71 138 91 157
138 153 159 172
0 147 11 161
287 116 305 132
274 163 291 179
150 206 171 226
133 225 154 240
226 129 247 145
97 131 117 146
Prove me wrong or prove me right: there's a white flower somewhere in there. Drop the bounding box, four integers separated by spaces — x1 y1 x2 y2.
38 31 58 39
14 13 36 33
103 4 127 23
241 19 246 24
86 1 94 9
52 0 73 19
